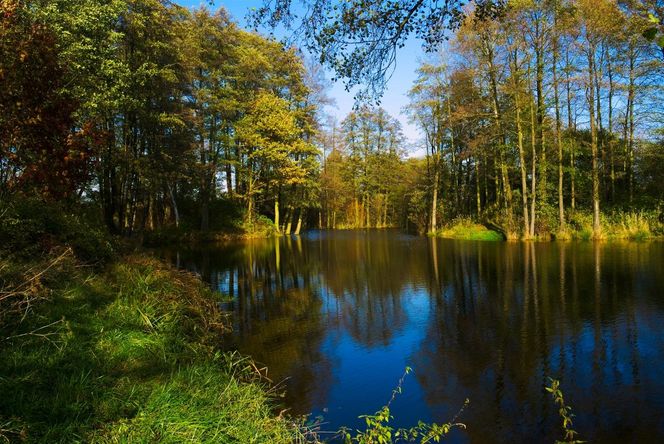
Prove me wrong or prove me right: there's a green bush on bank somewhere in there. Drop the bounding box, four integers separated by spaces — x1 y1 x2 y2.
433 217 504 241
0 196 114 263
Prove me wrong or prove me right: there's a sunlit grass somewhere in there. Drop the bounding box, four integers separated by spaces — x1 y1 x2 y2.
564 210 661 241
0 255 302 443
434 217 504 241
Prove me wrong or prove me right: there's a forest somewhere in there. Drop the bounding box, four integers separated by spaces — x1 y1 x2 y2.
2 0 663 241
2 0 664 443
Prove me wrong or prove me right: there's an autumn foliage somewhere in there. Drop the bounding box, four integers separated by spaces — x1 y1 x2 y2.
0 1 93 199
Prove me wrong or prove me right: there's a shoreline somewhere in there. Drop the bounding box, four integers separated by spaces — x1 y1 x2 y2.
0 252 306 443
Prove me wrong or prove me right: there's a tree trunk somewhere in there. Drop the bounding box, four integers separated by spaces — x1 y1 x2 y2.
483 35 512 214
587 43 601 237
431 164 439 233
552 19 565 231
294 208 303 235
512 49 530 238
168 183 180 228
565 45 576 211
475 158 482 216
535 30 546 205
285 208 293 234
274 198 281 234
607 51 615 202
626 42 636 203
530 93 537 238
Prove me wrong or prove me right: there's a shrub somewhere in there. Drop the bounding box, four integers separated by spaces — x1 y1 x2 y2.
436 217 504 241
0 196 114 263
243 214 279 237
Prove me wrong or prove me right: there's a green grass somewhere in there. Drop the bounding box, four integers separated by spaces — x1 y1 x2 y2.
0 255 301 443
434 218 504 241
563 210 663 241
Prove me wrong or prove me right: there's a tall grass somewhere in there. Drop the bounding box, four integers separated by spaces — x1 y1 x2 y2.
614 212 652 240
563 210 661 241
0 255 304 443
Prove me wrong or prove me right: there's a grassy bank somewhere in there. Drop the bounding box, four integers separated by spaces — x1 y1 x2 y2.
433 218 504 241
557 210 664 241
0 252 303 443
431 211 664 242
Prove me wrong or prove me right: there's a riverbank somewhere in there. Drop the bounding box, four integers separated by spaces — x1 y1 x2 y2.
0 250 305 443
432 218 505 241
431 211 664 241
142 215 280 246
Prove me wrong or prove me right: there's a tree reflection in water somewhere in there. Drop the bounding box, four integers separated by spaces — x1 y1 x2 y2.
162 231 664 443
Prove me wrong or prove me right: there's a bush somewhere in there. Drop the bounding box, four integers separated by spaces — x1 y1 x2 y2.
0 196 114 264
435 217 504 241
243 214 279 237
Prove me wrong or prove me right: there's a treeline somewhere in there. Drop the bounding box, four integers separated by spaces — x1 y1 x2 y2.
319 0 664 238
1 0 319 235
3 0 664 239
319 107 413 228
404 0 664 238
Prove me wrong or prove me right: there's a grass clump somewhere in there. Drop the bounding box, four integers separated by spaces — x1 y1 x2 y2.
434 217 504 241
564 210 662 241
0 253 303 443
611 211 652 240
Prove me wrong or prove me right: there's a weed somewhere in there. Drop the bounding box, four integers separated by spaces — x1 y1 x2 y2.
0 254 303 443
341 367 468 443
546 378 584 444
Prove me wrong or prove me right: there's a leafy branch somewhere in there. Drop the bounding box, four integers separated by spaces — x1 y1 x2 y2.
341 367 468 443
546 378 584 444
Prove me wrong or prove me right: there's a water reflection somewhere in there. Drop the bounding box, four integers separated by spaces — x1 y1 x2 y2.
162 231 664 443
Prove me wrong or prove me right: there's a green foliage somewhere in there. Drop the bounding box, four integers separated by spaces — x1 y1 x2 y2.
436 218 504 241
0 197 114 263
546 379 584 444
236 91 319 223
642 12 664 50
251 0 503 101
320 106 407 229
243 214 280 237
0 0 95 198
342 368 468 443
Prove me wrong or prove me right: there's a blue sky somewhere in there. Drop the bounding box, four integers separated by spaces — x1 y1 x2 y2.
175 0 427 155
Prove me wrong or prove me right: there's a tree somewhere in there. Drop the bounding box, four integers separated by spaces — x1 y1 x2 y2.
407 62 449 233
235 91 318 227
0 0 93 199
252 0 506 101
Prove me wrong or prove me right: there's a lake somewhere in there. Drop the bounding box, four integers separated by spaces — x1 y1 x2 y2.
162 229 664 443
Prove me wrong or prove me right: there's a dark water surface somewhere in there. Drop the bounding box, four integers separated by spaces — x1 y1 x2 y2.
162 230 664 443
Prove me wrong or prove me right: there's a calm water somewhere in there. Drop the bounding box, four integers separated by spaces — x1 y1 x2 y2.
163 230 664 443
